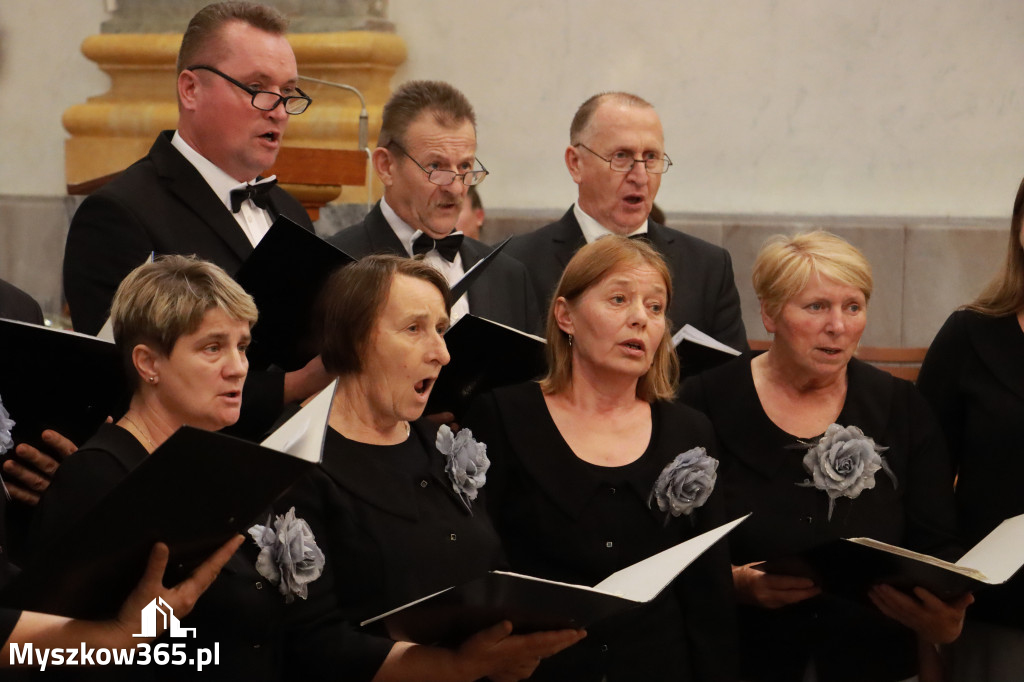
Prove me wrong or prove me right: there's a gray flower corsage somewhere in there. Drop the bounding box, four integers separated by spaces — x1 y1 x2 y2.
0 394 14 456
436 424 489 512
248 506 324 603
796 423 897 520
649 447 718 521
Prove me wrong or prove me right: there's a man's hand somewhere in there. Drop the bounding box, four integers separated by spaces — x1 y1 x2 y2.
283 355 333 405
3 429 79 505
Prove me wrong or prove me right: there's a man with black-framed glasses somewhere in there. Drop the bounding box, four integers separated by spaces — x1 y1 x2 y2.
328 80 541 334
506 92 748 371
63 3 330 432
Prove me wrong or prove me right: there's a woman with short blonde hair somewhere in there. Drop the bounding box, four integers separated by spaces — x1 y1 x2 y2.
683 230 969 681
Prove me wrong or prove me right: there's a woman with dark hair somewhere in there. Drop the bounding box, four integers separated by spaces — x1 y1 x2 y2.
283 254 584 682
917 177 1024 678
682 230 971 681
462 235 736 681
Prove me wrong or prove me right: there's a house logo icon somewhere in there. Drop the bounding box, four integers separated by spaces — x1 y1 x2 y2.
133 597 196 639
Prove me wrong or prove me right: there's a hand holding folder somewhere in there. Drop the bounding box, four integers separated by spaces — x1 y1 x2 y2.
0 380 337 619
362 515 748 645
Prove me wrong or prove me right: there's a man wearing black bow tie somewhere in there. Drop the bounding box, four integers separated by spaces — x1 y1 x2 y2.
328 80 541 333
62 2 327 429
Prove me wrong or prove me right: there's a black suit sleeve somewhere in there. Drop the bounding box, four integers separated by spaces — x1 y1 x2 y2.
709 249 748 353
63 193 157 335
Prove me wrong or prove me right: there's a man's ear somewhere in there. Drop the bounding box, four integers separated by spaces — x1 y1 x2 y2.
565 145 584 184
178 69 200 112
372 147 395 187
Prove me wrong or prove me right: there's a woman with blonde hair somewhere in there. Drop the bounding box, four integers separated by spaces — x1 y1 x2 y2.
682 230 971 681
917 177 1024 678
463 235 736 681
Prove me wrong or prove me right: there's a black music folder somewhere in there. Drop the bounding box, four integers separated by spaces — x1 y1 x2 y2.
0 318 126 449
234 217 355 372
362 516 747 645
0 381 336 619
425 314 547 418
672 324 741 378
449 236 512 304
755 513 1024 601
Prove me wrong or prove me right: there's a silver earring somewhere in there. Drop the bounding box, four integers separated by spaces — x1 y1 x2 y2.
148 376 156 383
568 334 573 348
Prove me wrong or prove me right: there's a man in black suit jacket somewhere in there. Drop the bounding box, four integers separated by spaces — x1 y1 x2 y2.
328 81 541 334
506 92 747 360
61 2 328 429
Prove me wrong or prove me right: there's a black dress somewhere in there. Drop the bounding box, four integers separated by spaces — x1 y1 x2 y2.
31 423 292 681
280 418 506 679
681 355 959 682
917 309 1024 628
462 382 738 682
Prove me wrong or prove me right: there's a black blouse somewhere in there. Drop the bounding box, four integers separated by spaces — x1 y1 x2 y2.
918 309 1024 628
281 417 505 679
31 423 292 681
463 382 737 682
682 355 959 682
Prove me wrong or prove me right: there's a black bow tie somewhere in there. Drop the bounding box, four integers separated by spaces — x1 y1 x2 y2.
412 231 464 262
230 179 277 213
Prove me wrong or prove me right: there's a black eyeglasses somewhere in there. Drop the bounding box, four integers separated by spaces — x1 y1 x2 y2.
576 143 672 174
187 65 312 115
389 142 488 187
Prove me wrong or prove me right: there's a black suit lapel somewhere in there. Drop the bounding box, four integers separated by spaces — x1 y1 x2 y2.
363 203 411 256
150 132 254 262
551 209 587 270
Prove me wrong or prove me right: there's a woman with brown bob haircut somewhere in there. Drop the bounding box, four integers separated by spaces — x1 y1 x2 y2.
280 254 584 682
463 236 737 681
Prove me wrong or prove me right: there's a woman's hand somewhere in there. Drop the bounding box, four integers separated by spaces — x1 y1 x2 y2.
732 563 821 608
868 584 973 644
456 621 586 682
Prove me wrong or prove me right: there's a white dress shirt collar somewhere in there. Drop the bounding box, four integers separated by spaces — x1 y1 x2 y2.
573 201 649 244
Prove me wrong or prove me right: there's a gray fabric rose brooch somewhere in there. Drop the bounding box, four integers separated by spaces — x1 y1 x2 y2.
0 394 14 456
436 424 490 513
248 506 325 603
796 423 897 520
649 447 718 522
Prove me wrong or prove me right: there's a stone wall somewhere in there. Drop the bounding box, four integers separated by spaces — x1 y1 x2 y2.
6 195 1004 349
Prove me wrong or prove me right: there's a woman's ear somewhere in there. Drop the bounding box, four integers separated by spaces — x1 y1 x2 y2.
132 344 161 385
760 300 777 335
553 296 574 336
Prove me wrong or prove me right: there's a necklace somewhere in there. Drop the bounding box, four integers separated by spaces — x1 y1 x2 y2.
121 413 157 451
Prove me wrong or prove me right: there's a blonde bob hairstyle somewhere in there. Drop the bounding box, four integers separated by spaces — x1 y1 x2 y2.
753 230 873 321
111 254 258 390
540 235 678 402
